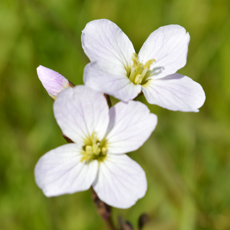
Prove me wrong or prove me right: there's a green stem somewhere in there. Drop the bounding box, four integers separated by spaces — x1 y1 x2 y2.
91 188 116 230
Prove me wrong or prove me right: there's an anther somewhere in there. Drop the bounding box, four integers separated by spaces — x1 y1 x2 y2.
144 59 156 70
85 146 93 155
132 53 139 67
101 147 107 155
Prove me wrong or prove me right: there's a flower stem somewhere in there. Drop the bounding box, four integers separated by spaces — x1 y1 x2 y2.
104 94 112 108
91 188 116 230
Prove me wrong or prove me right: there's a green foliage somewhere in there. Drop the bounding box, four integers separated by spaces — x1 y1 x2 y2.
0 0 230 229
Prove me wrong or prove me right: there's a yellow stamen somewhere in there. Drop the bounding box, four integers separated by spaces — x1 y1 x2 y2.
80 154 91 163
144 59 156 69
101 147 107 155
85 145 93 155
127 53 156 85
132 53 139 67
81 132 108 163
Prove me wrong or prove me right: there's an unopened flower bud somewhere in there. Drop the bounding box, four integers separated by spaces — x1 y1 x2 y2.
37 65 74 100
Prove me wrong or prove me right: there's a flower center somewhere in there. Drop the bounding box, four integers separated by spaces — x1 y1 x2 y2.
127 53 156 85
81 132 107 163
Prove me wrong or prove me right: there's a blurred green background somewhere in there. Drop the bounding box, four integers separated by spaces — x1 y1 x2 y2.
1 0 230 229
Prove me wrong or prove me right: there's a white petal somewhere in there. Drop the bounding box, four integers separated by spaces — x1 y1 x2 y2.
82 19 135 70
93 154 147 209
37 65 72 100
35 143 98 197
138 25 190 78
54 86 109 144
142 73 206 112
106 101 157 154
84 62 141 102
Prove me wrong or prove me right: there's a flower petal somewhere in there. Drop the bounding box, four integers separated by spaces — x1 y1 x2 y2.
37 65 73 100
82 19 135 70
142 73 206 112
54 86 109 144
106 101 157 154
35 143 98 197
93 154 147 209
138 25 190 78
84 62 141 102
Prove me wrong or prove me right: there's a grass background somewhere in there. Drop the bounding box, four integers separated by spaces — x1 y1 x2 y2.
1 0 230 229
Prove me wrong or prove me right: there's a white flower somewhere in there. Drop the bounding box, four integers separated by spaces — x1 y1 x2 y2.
37 65 74 100
82 19 205 112
35 85 157 208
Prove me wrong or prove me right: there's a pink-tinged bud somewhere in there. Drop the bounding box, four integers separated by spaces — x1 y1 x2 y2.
37 65 74 100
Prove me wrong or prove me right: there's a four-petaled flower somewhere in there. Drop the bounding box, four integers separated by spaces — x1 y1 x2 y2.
35 86 157 208
82 19 205 112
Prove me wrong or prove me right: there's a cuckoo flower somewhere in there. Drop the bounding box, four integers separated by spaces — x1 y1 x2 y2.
35 86 157 208
82 19 205 112
37 65 74 100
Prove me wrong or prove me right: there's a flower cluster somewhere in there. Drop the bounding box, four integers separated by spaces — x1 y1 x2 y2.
35 19 205 208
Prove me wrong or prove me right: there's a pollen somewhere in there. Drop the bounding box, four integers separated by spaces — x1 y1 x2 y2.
127 53 156 85
81 132 108 163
